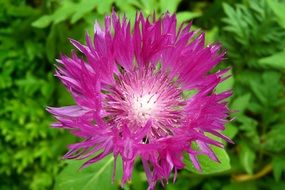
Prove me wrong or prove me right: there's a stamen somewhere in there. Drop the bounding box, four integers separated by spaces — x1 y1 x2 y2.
103 67 185 140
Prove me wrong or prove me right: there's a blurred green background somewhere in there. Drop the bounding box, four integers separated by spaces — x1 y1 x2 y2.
1 0 285 189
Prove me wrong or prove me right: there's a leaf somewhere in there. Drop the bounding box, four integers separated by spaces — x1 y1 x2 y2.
130 169 147 190
54 155 122 190
160 0 181 13
231 93 251 114
32 15 52 28
182 89 197 100
176 11 202 23
52 1 75 24
272 156 285 181
56 84 75 105
223 123 238 139
71 0 99 23
222 3 249 45
205 27 219 44
31 172 53 190
268 181 285 190
258 50 285 69
266 0 285 28
0 73 12 89
115 0 139 12
237 115 259 146
222 182 258 190
46 25 57 62
263 124 285 153
32 1 76 28
215 69 234 94
97 0 114 15
222 3 236 21
185 145 231 175
239 142 255 174
7 4 37 17
185 133 231 175
141 0 157 14
248 71 281 107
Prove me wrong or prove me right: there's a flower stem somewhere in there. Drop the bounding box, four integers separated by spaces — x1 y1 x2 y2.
232 163 272 182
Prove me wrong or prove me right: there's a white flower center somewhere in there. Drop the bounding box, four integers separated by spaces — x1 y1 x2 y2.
131 94 158 121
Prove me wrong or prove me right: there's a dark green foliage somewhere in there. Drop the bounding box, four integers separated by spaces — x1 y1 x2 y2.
218 1 285 190
0 0 74 189
1 0 285 190
221 0 285 68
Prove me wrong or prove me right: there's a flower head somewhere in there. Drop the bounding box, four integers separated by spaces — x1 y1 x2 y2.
48 11 232 190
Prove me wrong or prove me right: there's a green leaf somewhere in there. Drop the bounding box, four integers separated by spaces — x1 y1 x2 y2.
7 4 37 17
46 25 57 62
272 156 285 181
97 0 114 15
222 182 258 190
160 0 181 13
248 71 281 107
222 3 249 45
141 0 157 14
223 123 238 139
52 1 75 24
215 69 234 94
182 89 197 100
71 0 99 23
258 50 285 69
57 84 75 105
237 115 259 146
54 155 122 190
231 93 251 114
205 27 219 44
263 124 285 153
32 1 76 28
115 0 140 12
185 145 231 174
239 142 255 174
0 73 12 89
267 0 285 28
32 15 52 28
185 133 231 175
31 172 53 190
176 11 202 24
130 169 147 190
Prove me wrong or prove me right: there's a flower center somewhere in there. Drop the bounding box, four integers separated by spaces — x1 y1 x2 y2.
103 66 186 139
131 94 158 122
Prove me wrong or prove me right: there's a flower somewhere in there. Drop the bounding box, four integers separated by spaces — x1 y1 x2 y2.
47 10 232 190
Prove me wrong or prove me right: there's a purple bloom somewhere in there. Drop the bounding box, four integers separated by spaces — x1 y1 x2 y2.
48 11 232 190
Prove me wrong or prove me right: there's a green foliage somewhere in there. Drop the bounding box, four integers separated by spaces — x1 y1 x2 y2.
1 0 285 190
185 145 231 175
215 69 234 94
239 141 256 174
32 0 108 28
258 50 285 69
272 156 285 181
263 124 285 153
0 0 74 189
266 0 285 28
219 1 285 190
54 155 123 190
221 0 285 68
